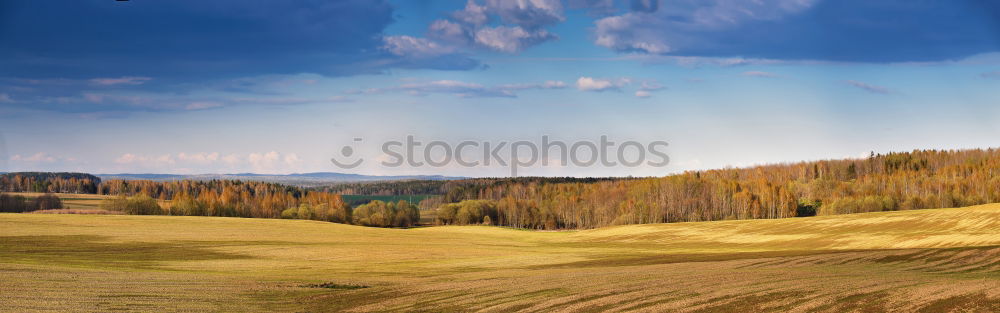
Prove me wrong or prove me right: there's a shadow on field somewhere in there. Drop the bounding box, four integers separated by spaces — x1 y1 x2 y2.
0 235 259 270
528 245 1000 274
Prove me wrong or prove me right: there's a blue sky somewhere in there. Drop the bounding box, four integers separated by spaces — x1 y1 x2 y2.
1 0 999 176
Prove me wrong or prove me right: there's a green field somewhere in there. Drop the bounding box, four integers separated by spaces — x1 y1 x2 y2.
340 194 434 206
2 204 1000 312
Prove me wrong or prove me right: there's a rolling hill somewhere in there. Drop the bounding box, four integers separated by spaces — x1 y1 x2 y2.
2 203 999 312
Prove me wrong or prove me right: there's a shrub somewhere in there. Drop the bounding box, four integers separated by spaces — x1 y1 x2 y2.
100 194 163 215
353 200 419 227
436 200 498 225
0 193 63 213
0 193 31 213
32 194 63 211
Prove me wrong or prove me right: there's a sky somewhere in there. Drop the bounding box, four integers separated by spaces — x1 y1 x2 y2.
1 0 999 177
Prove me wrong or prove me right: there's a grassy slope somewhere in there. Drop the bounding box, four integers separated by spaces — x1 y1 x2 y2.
2 204 1000 312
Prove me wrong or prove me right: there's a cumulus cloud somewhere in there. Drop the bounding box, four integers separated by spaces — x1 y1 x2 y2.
379 35 482 71
452 0 490 26
115 153 176 166
485 0 565 29
391 0 564 60
249 151 302 173
89 76 152 86
474 26 557 53
177 152 220 164
428 20 472 45
576 77 631 92
845 80 890 95
594 14 671 54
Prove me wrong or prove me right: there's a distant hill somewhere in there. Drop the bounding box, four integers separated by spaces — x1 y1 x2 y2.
96 172 466 186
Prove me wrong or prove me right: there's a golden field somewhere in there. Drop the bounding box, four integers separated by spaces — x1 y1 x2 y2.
2 199 999 312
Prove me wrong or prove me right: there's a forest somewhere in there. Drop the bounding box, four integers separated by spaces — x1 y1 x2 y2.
437 149 1000 229
101 179 357 223
3 148 1000 229
0 172 100 194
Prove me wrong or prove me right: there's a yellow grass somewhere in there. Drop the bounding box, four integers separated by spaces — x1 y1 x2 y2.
2 201 1000 312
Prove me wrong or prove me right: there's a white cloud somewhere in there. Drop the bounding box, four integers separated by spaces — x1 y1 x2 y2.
428 19 471 45
499 80 567 90
89 76 152 86
474 26 557 53
383 35 456 58
387 0 565 60
635 90 652 98
112 151 303 174
485 0 564 29
594 14 671 54
11 152 57 163
452 0 489 26
222 154 242 166
283 153 301 166
248 151 302 173
115 153 176 166
177 152 220 164
576 77 631 92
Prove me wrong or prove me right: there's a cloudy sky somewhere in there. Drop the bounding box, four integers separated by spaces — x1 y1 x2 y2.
1 0 999 176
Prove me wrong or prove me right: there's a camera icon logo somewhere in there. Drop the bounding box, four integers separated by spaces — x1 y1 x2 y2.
330 138 363 169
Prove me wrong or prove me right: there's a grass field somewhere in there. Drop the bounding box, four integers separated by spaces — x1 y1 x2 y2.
2 202 1000 312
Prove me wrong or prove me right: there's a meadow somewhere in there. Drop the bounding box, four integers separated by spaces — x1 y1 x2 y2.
2 200 999 312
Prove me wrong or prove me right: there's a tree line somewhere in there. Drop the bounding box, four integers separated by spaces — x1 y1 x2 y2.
0 193 63 213
434 149 1000 229
95 179 420 227
313 177 627 198
0 172 100 194
98 179 356 223
6 148 1000 230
